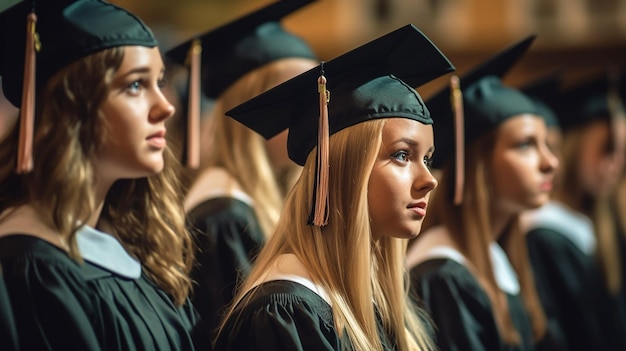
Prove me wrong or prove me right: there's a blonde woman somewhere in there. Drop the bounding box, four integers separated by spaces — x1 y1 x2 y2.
406 38 564 351
212 24 454 350
166 0 319 340
0 1 195 350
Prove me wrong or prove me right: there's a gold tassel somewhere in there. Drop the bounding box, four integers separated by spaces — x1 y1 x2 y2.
185 39 201 169
311 67 330 226
16 12 39 174
450 75 464 206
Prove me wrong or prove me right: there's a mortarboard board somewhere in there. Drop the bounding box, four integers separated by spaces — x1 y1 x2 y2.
519 70 563 129
225 24 454 225
165 0 317 168
557 68 625 131
0 0 157 173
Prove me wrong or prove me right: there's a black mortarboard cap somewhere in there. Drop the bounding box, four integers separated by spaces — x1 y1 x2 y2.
165 0 317 99
428 35 537 169
557 68 624 131
226 24 455 165
225 24 454 226
520 71 563 128
0 0 158 107
0 0 157 173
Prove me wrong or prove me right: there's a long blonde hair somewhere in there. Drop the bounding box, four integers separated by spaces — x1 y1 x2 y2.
217 119 434 351
195 58 315 237
423 129 547 345
0 47 193 305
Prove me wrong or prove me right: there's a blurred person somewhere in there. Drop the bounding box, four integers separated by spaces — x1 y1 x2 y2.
165 0 319 343
406 37 565 351
521 69 626 351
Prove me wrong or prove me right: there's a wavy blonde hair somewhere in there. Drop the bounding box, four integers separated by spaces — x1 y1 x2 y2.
218 119 434 351
423 128 547 345
0 47 193 305
196 57 316 237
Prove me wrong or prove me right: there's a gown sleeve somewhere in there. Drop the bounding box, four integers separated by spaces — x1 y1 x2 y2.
526 228 603 350
410 259 502 351
213 281 345 351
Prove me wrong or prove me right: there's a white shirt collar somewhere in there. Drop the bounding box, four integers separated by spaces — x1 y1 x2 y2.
425 243 520 295
520 201 596 255
489 242 520 294
76 225 141 279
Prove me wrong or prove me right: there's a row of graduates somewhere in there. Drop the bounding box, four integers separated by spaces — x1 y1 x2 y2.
1 0 626 350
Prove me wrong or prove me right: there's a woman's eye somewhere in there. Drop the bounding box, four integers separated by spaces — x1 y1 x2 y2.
157 78 167 89
391 150 409 162
517 140 533 150
423 156 433 169
127 80 142 94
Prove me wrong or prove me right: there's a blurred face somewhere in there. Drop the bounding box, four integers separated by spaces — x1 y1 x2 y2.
96 46 175 182
577 118 626 196
368 118 438 240
490 114 558 214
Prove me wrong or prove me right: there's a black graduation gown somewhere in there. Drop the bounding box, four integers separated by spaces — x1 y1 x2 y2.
0 267 18 351
213 280 398 351
0 234 197 351
592 217 626 351
186 196 265 345
526 229 606 351
410 258 535 351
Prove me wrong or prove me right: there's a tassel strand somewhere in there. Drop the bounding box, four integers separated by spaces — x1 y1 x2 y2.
311 65 330 226
16 12 38 174
450 75 464 206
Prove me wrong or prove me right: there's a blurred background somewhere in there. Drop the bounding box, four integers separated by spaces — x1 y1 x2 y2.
1 0 626 104
112 0 626 97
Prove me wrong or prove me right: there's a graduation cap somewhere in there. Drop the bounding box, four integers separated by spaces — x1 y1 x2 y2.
0 0 158 173
165 0 317 169
519 70 563 129
225 24 455 225
557 67 625 131
427 35 538 204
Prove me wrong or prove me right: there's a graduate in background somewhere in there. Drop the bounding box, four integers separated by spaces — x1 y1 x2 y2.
406 36 565 351
212 24 454 350
0 1 196 349
166 0 319 342
521 69 626 351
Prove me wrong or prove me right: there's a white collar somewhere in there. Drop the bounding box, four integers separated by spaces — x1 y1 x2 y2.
76 225 141 279
425 243 520 295
520 201 596 255
489 242 520 295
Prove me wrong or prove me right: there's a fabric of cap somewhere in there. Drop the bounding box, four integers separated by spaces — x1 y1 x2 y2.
165 0 317 99
427 35 536 168
225 24 455 165
557 71 621 131
0 0 157 108
520 71 563 128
